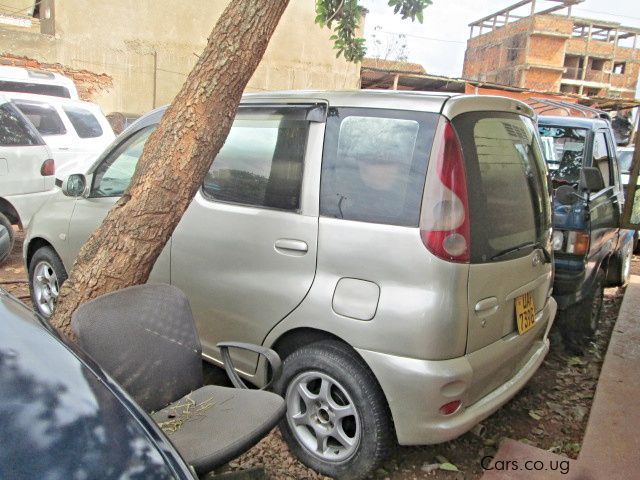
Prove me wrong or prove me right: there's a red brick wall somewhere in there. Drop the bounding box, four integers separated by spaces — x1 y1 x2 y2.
0 53 112 101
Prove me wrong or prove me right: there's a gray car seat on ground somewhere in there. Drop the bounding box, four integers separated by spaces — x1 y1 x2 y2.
71 283 285 476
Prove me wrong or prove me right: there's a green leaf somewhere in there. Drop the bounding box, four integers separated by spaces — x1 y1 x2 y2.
416 9 424 23
439 462 459 472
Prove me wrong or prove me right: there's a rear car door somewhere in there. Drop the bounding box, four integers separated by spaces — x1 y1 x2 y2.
171 105 321 372
453 112 553 355
0 101 48 196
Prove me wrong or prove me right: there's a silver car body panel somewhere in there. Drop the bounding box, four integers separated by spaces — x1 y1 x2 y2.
358 297 555 445
171 120 324 373
25 90 555 446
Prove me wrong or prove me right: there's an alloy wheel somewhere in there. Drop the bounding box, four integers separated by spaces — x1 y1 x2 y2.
33 260 60 317
285 371 361 462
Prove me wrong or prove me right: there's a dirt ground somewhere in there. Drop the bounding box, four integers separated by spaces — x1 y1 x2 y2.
5 231 637 480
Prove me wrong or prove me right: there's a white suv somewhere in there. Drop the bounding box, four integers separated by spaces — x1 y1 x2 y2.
0 94 54 262
7 92 114 171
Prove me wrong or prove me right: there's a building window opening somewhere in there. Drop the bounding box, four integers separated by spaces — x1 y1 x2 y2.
591 58 605 71
613 62 626 74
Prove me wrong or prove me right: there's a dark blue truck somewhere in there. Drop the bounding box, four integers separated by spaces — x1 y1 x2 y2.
538 116 635 351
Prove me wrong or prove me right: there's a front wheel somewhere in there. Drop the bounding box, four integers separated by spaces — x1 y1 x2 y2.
28 246 68 318
275 340 393 480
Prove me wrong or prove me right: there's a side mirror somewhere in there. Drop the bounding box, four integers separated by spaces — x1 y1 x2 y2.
580 167 605 192
61 174 88 197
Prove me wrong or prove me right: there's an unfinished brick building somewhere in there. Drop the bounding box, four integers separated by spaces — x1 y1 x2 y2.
463 0 639 100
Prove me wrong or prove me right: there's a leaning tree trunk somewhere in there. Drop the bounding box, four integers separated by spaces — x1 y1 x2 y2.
51 0 290 339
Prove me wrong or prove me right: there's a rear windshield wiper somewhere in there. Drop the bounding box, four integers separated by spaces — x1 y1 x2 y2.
491 241 552 263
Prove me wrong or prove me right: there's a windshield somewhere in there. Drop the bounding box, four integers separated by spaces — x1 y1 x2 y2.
618 149 633 173
538 126 587 184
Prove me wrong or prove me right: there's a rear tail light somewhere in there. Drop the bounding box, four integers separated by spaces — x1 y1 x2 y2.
420 120 470 262
566 231 590 255
40 158 55 176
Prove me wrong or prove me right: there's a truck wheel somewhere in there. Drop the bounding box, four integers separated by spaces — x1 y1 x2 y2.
275 340 393 480
0 213 14 264
28 246 67 318
615 241 633 287
559 269 605 352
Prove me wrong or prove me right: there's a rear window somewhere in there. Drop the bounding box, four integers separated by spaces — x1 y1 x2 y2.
453 112 550 262
0 103 44 147
538 125 587 184
63 105 103 138
13 101 66 136
320 107 438 226
0 80 71 98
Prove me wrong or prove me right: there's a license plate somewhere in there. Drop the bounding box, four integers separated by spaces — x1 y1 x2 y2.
515 292 536 335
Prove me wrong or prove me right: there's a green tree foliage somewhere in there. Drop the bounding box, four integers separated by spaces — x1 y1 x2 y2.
315 0 431 62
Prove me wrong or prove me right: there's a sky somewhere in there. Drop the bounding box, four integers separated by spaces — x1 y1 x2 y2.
360 0 640 79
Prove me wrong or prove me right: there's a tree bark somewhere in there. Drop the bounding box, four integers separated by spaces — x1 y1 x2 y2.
50 0 290 339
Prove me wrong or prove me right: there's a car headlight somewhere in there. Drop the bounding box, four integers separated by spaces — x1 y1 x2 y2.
552 230 564 251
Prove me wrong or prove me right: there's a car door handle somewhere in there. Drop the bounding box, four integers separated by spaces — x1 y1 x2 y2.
274 239 308 255
475 297 499 317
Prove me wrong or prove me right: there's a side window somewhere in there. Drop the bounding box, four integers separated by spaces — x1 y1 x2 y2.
63 105 103 138
0 103 44 146
592 131 612 187
14 100 67 136
92 126 155 197
320 108 438 226
202 109 309 211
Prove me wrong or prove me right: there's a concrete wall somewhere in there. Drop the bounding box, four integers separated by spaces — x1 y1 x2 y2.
0 0 361 114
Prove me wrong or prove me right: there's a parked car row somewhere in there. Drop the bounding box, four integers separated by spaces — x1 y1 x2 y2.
1 77 638 479
0 67 114 263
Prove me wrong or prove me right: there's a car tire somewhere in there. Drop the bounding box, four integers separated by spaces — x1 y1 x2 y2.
0 213 14 264
559 268 605 352
613 241 633 287
275 340 393 480
28 246 67 318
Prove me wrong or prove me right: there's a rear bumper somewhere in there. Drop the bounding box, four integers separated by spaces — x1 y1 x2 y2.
357 297 556 445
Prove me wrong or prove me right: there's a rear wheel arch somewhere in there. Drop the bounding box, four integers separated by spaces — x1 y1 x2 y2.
0 197 22 228
270 327 396 430
271 327 345 360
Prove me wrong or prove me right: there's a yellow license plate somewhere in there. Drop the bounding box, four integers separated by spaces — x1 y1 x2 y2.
515 292 536 335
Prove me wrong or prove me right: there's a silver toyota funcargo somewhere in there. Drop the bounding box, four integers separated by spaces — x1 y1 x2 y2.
25 91 557 480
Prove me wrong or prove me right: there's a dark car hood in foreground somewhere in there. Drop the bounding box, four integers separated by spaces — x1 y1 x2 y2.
0 290 193 480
